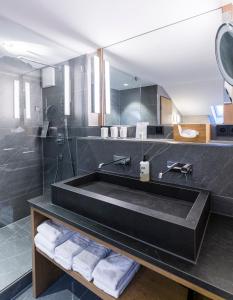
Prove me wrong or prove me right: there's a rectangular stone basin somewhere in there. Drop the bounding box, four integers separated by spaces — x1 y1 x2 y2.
51 172 210 262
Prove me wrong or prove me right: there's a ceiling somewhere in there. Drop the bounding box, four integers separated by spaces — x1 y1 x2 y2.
0 0 230 115
0 0 226 58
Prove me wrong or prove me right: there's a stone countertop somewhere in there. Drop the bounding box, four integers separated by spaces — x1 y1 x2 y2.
29 197 233 299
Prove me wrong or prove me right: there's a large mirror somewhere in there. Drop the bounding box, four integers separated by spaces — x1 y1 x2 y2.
103 9 225 130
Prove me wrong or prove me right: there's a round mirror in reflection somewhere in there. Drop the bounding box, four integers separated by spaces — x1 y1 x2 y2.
216 23 233 85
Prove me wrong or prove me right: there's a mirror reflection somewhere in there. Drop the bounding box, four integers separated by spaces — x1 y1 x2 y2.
104 9 224 127
0 55 42 128
105 66 181 127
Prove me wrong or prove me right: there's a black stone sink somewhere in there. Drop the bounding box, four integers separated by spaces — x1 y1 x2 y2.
51 172 210 262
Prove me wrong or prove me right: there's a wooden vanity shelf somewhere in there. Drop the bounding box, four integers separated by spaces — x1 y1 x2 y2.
173 124 211 143
31 208 188 300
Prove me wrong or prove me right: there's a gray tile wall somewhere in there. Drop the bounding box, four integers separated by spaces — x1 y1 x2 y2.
76 138 233 217
0 130 42 225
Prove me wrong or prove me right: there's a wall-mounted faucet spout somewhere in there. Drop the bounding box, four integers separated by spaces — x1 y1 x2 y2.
98 155 131 169
158 161 193 179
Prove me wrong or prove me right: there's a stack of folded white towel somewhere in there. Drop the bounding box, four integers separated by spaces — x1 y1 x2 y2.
54 232 90 270
34 220 73 259
92 252 140 298
72 241 111 281
34 220 140 299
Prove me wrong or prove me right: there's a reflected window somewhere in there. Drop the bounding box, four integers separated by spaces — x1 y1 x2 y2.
211 105 223 124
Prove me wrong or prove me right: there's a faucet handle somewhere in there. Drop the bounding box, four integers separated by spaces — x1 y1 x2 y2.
181 163 193 174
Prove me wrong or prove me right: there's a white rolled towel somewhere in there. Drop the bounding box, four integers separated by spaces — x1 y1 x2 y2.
34 238 54 259
92 252 139 291
54 233 90 270
94 263 140 298
72 241 110 281
37 220 73 243
34 233 68 259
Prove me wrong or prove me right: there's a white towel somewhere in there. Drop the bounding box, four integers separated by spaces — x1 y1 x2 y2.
94 263 140 298
37 220 73 243
72 241 110 281
54 233 90 270
92 252 137 290
34 235 56 259
34 231 72 259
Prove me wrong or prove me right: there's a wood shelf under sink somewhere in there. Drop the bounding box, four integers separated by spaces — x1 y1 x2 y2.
31 208 188 300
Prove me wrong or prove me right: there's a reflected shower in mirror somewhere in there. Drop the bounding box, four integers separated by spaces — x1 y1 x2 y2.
105 65 181 127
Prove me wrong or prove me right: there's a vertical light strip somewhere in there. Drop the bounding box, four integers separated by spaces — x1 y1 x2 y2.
25 82 31 119
13 79 20 119
105 60 111 114
94 55 100 113
64 64 71 116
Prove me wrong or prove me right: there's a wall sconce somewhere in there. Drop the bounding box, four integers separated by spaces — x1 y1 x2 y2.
105 60 111 114
25 82 31 119
13 79 20 119
64 64 71 116
94 55 100 113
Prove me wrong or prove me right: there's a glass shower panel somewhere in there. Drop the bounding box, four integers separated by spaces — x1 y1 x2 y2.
0 57 43 293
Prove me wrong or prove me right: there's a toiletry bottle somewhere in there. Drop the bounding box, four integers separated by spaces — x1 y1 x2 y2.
140 155 150 182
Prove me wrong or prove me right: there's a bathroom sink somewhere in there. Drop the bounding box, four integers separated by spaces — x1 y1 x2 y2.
51 172 210 262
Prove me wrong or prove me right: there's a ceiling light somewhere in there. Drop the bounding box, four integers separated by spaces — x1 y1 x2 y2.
64 64 71 116
94 55 100 114
123 83 129 87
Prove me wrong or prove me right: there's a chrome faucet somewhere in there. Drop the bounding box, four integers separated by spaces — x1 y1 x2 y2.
158 162 179 179
98 155 131 169
158 161 193 179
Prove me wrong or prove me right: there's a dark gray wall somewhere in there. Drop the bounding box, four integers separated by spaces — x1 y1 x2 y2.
76 138 233 218
140 85 158 124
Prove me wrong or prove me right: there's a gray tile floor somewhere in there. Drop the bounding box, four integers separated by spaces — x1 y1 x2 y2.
0 216 32 292
13 275 101 300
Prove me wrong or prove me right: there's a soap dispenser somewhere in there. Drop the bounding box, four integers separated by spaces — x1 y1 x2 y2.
140 155 150 182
